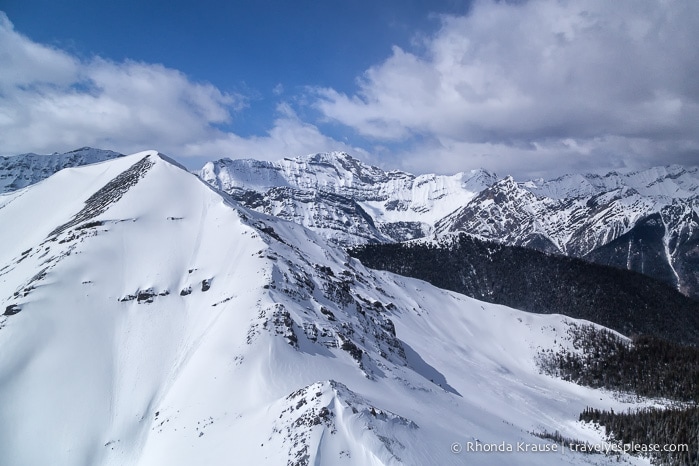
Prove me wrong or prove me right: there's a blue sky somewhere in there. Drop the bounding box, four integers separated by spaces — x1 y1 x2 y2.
4 0 456 136
1 0 698 178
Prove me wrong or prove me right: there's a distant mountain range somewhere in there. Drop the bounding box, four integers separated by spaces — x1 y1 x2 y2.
200 153 699 299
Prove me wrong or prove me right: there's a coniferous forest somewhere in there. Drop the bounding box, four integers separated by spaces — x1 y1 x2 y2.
537 323 699 402
537 324 699 465
349 234 699 345
579 406 698 466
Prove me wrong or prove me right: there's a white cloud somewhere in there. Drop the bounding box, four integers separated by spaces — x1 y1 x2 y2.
314 0 699 177
182 103 369 161
3 3 698 179
0 13 236 156
0 13 359 165
395 135 699 180
0 15 78 89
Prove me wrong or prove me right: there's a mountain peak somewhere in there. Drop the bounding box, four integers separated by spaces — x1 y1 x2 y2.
491 175 526 195
302 150 353 162
65 146 106 154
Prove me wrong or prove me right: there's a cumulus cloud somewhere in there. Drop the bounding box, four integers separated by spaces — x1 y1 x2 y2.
181 102 369 161
315 0 699 177
0 13 360 164
0 13 232 156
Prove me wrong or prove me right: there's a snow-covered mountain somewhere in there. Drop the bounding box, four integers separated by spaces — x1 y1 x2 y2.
0 151 653 465
438 172 699 298
200 153 699 298
0 147 124 194
200 153 496 246
522 165 699 201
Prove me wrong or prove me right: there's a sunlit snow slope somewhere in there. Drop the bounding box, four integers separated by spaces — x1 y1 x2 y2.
0 152 649 465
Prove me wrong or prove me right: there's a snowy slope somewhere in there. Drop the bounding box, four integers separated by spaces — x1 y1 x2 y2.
0 152 653 465
0 147 123 194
